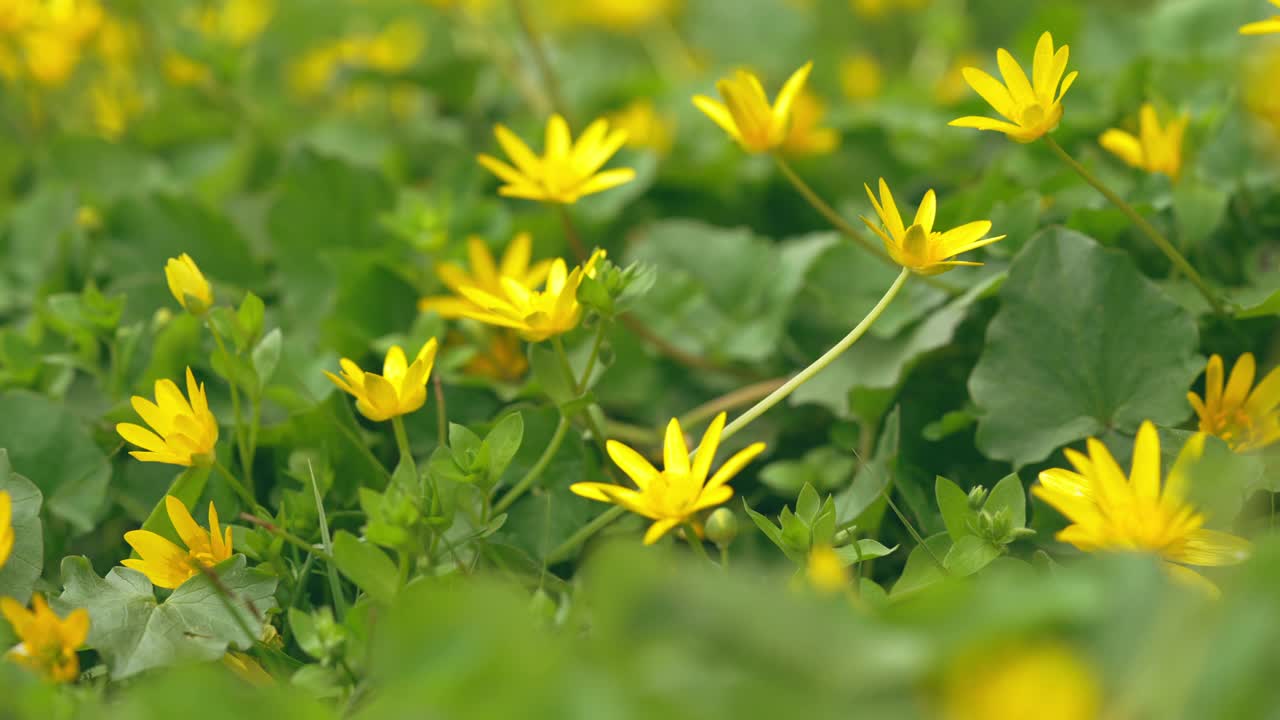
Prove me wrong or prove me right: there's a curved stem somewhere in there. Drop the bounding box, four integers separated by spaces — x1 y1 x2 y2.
546 505 625 564
1043 135 1224 314
677 377 788 431
576 319 608 396
494 415 570 513
213 460 262 515
391 415 416 474
720 268 911 442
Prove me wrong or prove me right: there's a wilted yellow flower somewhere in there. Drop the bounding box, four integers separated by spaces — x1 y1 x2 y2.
839 52 883 101
123 496 234 590
571 412 766 544
117 368 219 467
1099 104 1188 180
0 594 89 684
164 253 213 314
449 250 603 342
0 490 11 570
326 339 439 422
419 233 552 317
1035 421 1251 593
1241 0 1280 34
477 114 636 204
950 32 1078 143
560 0 676 32
806 545 849 593
164 52 212 87
861 178 1005 275
942 642 1101 720
610 99 675 155
192 0 273 46
1188 353 1280 453
781 92 839 156
693 62 813 153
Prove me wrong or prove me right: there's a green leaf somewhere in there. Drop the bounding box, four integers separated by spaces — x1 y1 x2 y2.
969 228 1200 466
529 345 576 406
935 476 973 543
891 533 951 597
743 500 792 559
135 466 211 548
1173 177 1228 251
485 412 524 485
56 555 277 679
332 531 399 604
833 539 896 565
834 407 900 524
795 483 821 524
237 292 266 350
252 328 283 388
0 450 42 603
984 474 1026 530
943 535 1004 577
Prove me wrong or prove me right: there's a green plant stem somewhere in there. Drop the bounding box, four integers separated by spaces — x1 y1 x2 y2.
391 415 416 474
684 525 713 565
677 377 788 431
213 460 261 515
307 459 348 620
493 415 570 513
239 513 334 562
433 372 448 448
577 319 608 396
1043 135 1224 314
556 204 588 262
547 269 911 561
883 490 946 573
553 336 614 471
719 268 910 442
208 323 254 492
509 0 570 122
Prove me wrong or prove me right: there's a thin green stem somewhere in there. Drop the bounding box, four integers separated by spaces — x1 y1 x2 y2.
391 415 416 475
307 459 348 620
207 324 254 492
509 0 570 122
239 513 333 563
720 268 911 442
1043 135 1223 314
213 460 261 515
677 377 788 431
432 372 448 448
494 415 570 513
883 490 946 573
576 319 608 396
557 204 588 262
684 525 713 565
546 506 626 564
553 336 614 471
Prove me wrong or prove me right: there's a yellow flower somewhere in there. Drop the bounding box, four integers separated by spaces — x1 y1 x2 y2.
459 330 528 382
123 496 234 590
561 0 676 32
570 412 766 544
164 52 212 87
21 29 82 86
362 20 426 73
0 594 89 684
935 52 983 105
1034 421 1251 592
448 250 603 342
0 0 33 34
90 74 144 140
861 178 1005 275
849 0 889 18
326 339 440 422
223 651 273 686
1241 0 1280 34
805 545 849 593
609 99 676 155
839 52 883 101
1188 353 1280 453
949 31 1078 143
164 253 213 314
192 0 273 46
477 114 636 204
117 368 219 467
693 62 813 153
942 642 1101 720
781 92 839 156
418 233 552 317
0 490 11 570
1244 46 1280 132
1099 103 1188 180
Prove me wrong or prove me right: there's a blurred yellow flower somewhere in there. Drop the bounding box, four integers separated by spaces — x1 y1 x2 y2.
861 178 1005 275
224 651 273 686
610 98 675 155
0 0 33 34
1035 421 1251 593
560 0 676 32
93 16 137 69
117 368 219 467
459 330 528 382
362 20 426 73
571 412 766 544
806 545 849 593
950 31 1077 143
1099 103 1187 180
849 0 889 18
450 250 604 342
1188 353 1280 452
21 29 82 86
419 233 552 317
693 61 813 153
123 496 233 590
164 253 213 315
1244 46 1280 132
0 490 11 570
326 339 440 422
935 52 983 105
942 642 1101 720
1241 0 1280 34
0 594 89 684
477 114 636 204
782 91 839 156
89 74 143 139
164 52 212 87
839 52 883 101
192 0 273 46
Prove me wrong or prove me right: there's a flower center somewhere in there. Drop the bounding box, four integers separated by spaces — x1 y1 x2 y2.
1019 104 1047 128
647 471 702 518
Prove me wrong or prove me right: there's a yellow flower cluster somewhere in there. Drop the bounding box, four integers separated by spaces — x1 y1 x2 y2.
1 594 89 684
288 19 426 113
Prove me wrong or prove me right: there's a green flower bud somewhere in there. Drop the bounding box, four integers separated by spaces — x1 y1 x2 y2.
704 508 739 548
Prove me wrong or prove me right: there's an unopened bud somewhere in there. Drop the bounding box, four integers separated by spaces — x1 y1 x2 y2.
966 485 988 510
704 508 739 548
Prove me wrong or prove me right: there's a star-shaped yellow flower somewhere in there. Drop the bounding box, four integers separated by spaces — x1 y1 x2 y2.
1034 421 1251 593
1099 103 1188 180
123 495 234 590
326 338 439 422
861 178 1005 275
476 114 636 204
117 367 219 467
0 594 89 684
450 249 604 342
1187 353 1280 452
949 32 1077 143
419 233 552 317
781 91 839 157
570 412 767 545
693 62 813 153
1241 0 1280 34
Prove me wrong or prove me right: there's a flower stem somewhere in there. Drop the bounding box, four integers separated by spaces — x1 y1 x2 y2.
493 415 570 513
1043 135 1224 314
213 460 261 515
391 415 416 476
576 319 608 396
556 204 588 262
720 268 911 443
239 513 334 562
432 372 448 448
509 0 570 122
208 324 254 493
684 525 713 565
677 377 788 431
883 489 947 574
546 505 626 564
